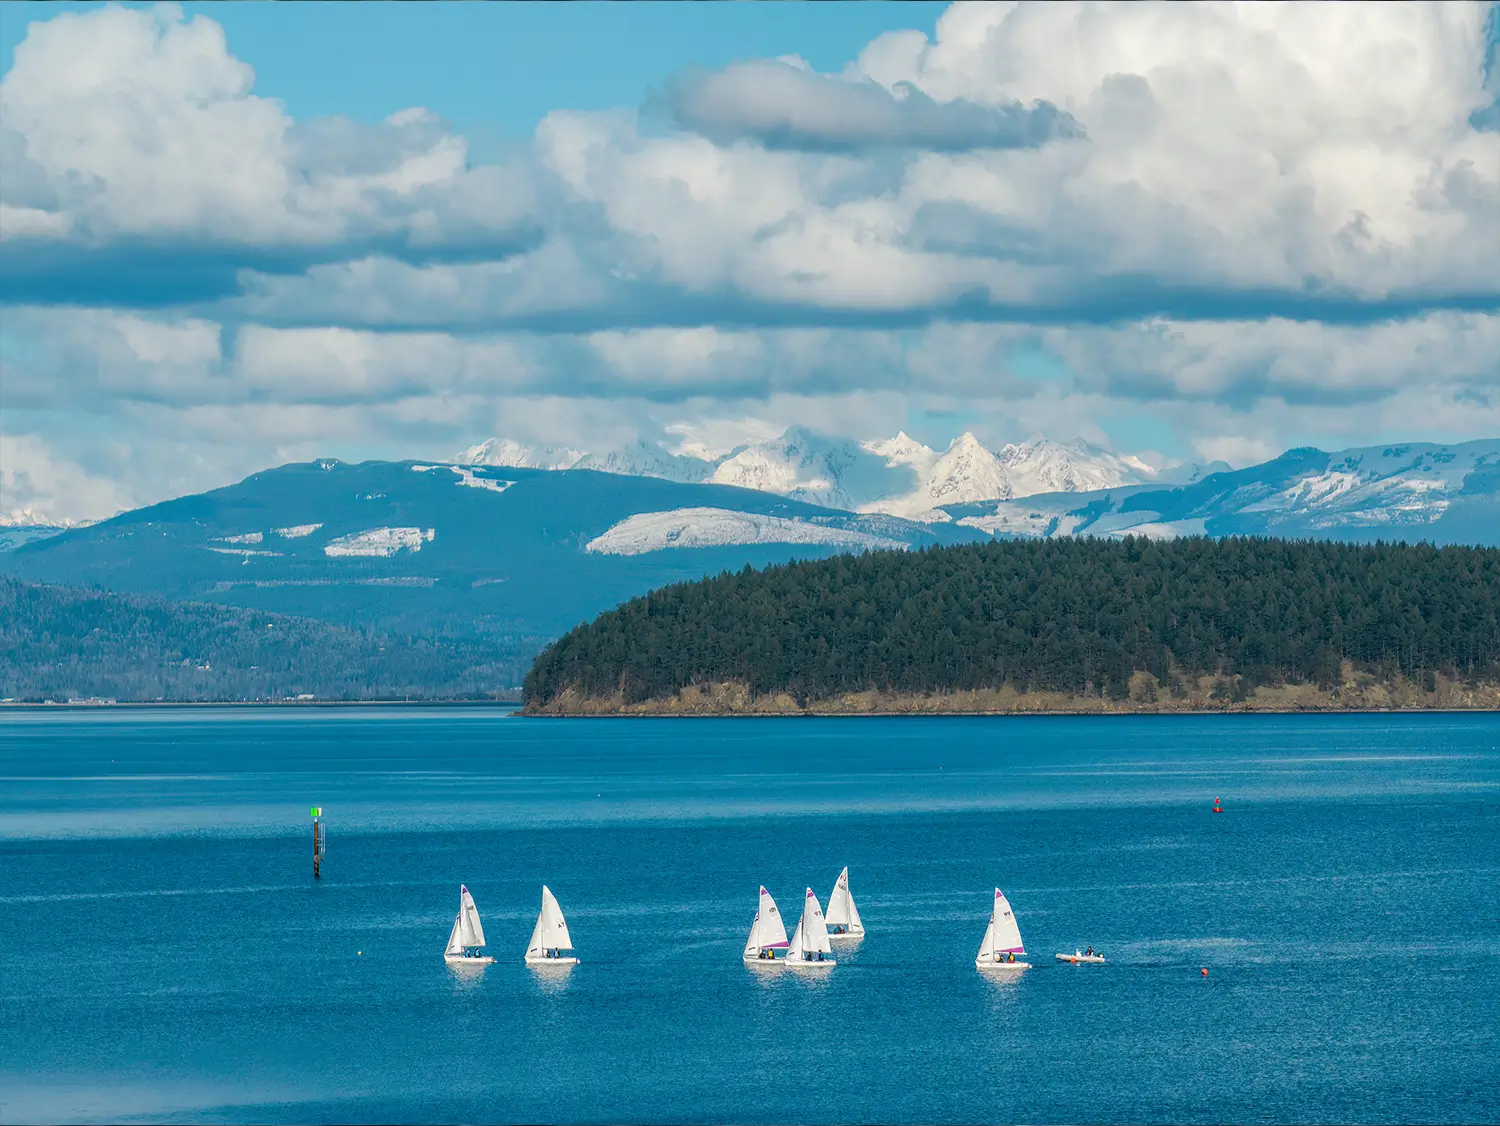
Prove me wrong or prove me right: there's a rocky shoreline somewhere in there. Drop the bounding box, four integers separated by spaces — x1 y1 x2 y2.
523 674 1500 717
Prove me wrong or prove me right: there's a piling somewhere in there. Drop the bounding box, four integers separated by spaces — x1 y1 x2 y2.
312 806 323 878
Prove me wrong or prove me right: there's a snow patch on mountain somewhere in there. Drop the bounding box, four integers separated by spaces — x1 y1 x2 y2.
275 524 323 538
1105 519 1210 540
216 532 263 544
585 507 909 556
449 466 513 493
324 527 435 558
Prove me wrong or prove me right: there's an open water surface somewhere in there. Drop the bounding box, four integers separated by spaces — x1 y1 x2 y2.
0 709 1497 1124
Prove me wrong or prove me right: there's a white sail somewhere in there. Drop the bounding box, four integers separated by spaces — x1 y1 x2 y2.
743 886 789 959
825 866 864 935
785 915 807 961
525 885 576 960
991 888 1025 954
786 887 834 965
976 915 996 963
804 888 832 954
526 906 548 958
977 888 1026 964
459 885 487 948
445 913 464 956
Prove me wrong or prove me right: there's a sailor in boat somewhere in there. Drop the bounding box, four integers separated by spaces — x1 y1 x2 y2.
1085 946 1095 957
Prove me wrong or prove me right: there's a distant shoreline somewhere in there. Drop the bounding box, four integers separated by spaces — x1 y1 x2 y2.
0 699 522 710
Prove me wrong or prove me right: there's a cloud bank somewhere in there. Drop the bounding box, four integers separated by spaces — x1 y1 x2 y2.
1 1 1497 521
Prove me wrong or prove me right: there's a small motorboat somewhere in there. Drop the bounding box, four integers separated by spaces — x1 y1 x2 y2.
1056 949 1106 964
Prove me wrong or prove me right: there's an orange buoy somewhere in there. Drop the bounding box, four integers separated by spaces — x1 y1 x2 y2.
1201 967 1209 977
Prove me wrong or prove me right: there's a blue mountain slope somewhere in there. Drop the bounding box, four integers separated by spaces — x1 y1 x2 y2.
0 460 984 647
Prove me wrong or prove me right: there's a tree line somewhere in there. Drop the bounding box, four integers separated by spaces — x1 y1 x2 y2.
524 537 1500 706
1 579 521 702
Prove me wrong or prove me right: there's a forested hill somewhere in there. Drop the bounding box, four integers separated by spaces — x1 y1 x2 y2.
1 580 516 702
523 538 1500 714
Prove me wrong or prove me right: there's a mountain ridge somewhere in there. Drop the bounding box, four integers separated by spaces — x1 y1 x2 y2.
458 426 1202 520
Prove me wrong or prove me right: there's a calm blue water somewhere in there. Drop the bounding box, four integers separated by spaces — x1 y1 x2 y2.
1 709 1497 1124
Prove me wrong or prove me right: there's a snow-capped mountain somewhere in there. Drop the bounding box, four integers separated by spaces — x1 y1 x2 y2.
917 433 1016 510
950 439 1500 544
572 441 712 483
0 459 980 650
0 509 92 529
456 427 1177 518
708 427 889 510
0 510 94 552
453 428 1499 542
460 438 585 471
997 437 1158 496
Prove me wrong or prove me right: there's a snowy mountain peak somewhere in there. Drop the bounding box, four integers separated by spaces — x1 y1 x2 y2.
998 435 1159 495
862 431 937 468
925 433 1014 506
455 426 1235 519
0 508 91 529
708 427 865 508
460 438 584 471
571 440 711 483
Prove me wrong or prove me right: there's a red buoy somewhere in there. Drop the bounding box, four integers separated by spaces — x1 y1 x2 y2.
1212 796 1223 813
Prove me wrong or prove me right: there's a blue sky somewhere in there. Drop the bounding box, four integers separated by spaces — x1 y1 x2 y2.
1 2 940 137
1 1 1498 520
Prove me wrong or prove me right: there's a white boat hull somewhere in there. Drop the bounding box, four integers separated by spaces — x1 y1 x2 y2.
525 955 580 966
783 957 836 968
827 927 864 938
445 954 495 965
1056 953 1106 964
977 958 1031 969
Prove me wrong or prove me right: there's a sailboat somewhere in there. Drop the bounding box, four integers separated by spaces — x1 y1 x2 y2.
824 866 864 937
443 884 495 965
523 885 579 966
975 887 1030 969
743 885 791 963
784 887 836 967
